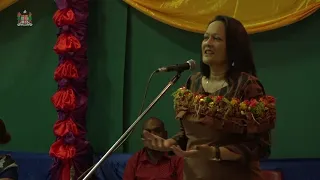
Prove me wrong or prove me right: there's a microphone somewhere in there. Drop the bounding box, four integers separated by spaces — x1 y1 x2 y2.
155 59 196 73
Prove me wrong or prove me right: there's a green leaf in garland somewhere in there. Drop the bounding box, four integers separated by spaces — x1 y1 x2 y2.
205 96 213 103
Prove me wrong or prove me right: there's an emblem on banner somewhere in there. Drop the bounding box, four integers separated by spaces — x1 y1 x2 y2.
17 10 33 27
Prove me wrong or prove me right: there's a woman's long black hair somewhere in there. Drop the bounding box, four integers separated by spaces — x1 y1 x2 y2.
200 15 257 82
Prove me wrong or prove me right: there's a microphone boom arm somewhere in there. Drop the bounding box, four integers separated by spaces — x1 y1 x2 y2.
81 72 182 180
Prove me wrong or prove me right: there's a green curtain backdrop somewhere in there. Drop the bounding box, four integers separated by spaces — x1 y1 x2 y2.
0 0 56 153
0 0 319 159
87 0 128 153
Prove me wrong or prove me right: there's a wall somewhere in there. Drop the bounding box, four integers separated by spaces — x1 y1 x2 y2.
1 0 319 158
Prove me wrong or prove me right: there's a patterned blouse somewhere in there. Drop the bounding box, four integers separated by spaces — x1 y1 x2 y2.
0 155 18 180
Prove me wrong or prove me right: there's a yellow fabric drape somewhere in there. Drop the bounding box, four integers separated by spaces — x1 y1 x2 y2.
0 0 18 12
124 0 320 34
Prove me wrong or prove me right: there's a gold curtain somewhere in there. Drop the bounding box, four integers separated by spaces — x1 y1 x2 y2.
124 0 320 34
0 0 18 12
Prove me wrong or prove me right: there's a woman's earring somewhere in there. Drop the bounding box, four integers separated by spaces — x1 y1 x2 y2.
232 62 235 66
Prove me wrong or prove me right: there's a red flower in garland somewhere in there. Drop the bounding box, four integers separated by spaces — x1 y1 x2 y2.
265 95 276 103
215 96 223 102
249 99 258 107
243 100 250 105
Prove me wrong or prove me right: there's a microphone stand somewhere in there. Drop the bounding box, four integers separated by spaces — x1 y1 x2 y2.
81 72 182 180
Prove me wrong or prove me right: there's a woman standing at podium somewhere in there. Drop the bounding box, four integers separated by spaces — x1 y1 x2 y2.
142 15 276 180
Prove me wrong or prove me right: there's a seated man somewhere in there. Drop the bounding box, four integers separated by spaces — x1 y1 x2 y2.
123 117 183 180
0 119 18 180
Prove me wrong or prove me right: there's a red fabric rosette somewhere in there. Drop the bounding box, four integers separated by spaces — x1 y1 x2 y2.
53 118 79 137
54 34 81 54
49 139 76 159
53 8 76 27
51 87 76 111
54 60 79 81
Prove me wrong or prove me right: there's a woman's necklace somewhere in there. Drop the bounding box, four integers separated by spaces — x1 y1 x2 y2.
205 78 226 94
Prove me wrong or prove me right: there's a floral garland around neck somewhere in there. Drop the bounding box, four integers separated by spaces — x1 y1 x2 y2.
172 87 276 121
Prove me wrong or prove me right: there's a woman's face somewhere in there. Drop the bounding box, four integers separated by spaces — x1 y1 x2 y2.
201 21 227 66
